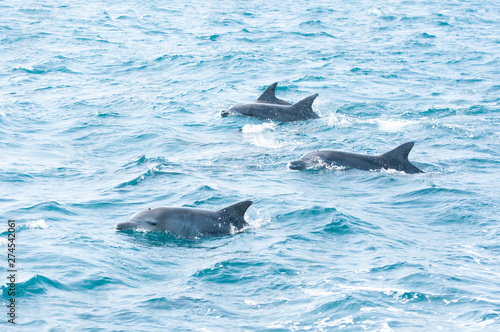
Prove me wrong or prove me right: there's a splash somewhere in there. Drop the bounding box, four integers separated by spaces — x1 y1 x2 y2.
328 113 353 128
24 219 49 229
14 219 49 232
372 119 419 132
241 122 277 133
248 136 292 149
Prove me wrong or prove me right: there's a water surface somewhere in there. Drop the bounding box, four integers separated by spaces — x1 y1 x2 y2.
1 0 499 330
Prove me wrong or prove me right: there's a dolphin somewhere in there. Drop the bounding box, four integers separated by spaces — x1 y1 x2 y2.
288 142 423 174
221 82 319 122
116 200 253 238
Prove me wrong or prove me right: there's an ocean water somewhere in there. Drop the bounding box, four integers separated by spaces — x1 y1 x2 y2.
1 0 499 330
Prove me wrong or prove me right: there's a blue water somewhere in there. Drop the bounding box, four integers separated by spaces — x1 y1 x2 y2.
1 0 499 330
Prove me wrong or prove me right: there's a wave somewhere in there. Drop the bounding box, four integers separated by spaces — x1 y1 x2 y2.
192 258 298 284
138 295 210 310
0 219 49 237
1 273 129 300
12 64 79 75
114 156 182 188
70 275 126 291
422 105 497 118
0 171 35 183
275 206 378 237
17 219 49 231
116 166 184 188
328 111 422 132
1 275 69 298
121 155 172 168
19 201 76 216
321 217 359 235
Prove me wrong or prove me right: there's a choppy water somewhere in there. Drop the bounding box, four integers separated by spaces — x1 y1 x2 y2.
1 0 499 330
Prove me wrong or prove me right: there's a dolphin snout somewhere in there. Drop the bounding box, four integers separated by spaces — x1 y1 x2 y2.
288 160 307 170
221 109 231 117
115 221 137 231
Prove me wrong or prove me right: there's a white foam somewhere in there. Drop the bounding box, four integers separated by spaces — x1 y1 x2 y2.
324 163 348 172
315 316 354 329
244 299 259 307
248 136 291 149
303 288 336 297
241 122 293 149
13 65 34 71
371 119 419 132
247 216 271 231
328 113 353 128
300 158 347 171
378 168 410 175
241 122 276 133
244 208 272 233
336 283 411 299
367 7 383 15
229 223 239 235
25 219 49 229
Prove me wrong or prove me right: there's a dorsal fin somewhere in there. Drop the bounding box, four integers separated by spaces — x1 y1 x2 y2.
381 142 415 161
293 93 319 114
256 83 290 105
218 200 253 227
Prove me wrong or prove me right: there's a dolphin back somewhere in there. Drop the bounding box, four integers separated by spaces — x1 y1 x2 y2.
218 200 253 229
256 82 291 105
292 94 319 119
381 142 423 174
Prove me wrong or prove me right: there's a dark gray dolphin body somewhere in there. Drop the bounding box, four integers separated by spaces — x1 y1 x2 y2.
221 82 319 122
116 201 253 238
288 142 423 174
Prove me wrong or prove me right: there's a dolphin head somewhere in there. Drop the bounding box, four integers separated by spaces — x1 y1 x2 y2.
221 104 246 118
288 159 308 170
288 151 324 170
116 208 163 231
